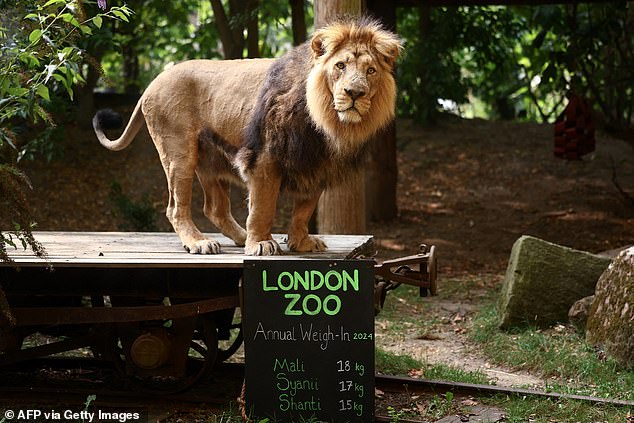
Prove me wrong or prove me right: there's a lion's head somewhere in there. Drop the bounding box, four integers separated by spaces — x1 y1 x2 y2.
305 18 403 155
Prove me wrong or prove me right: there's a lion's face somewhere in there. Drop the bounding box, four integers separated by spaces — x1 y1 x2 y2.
305 19 402 153
326 47 378 124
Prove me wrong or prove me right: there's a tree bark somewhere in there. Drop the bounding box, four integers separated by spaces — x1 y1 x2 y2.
290 0 307 46
246 0 259 57
364 121 398 221
210 0 244 59
313 0 365 27
365 1 398 221
315 0 367 235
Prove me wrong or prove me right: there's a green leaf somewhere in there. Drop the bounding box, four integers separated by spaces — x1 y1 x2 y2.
28 29 42 44
7 87 30 97
61 13 82 28
52 74 65 83
112 9 129 22
43 0 66 7
35 85 50 101
93 15 103 29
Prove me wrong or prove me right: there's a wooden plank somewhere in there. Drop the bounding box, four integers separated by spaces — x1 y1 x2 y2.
2 232 374 268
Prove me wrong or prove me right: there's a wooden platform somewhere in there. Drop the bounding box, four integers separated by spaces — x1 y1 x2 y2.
2 232 375 268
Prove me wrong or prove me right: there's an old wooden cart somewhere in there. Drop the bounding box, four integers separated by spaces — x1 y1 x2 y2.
0 232 436 392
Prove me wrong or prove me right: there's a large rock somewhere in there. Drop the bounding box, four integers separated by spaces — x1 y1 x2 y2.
586 247 634 368
498 235 611 329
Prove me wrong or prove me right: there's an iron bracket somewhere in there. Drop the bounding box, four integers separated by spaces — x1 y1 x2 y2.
373 244 437 313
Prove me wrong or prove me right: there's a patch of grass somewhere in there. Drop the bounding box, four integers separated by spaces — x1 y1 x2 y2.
423 363 489 385
470 302 634 401
435 275 501 302
375 347 489 385
376 347 424 375
482 395 631 422
377 284 426 321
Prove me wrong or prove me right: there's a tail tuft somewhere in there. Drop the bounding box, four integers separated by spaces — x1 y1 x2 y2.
94 109 123 130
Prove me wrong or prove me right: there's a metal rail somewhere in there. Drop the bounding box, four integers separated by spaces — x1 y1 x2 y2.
1 360 632 423
376 374 634 408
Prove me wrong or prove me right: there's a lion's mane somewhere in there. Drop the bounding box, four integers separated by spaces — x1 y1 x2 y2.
236 17 402 195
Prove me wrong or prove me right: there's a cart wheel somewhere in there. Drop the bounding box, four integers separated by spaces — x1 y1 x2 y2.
217 322 243 363
107 314 218 394
0 330 24 355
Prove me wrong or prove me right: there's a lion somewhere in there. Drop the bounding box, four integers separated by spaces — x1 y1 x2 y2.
93 17 402 256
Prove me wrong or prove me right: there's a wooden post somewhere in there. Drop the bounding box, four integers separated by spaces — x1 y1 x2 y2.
315 0 367 235
365 0 398 221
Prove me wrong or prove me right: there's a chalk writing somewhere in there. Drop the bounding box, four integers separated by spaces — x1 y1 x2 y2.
243 260 374 422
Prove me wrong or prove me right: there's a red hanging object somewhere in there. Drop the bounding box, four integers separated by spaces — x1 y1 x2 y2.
554 94 595 160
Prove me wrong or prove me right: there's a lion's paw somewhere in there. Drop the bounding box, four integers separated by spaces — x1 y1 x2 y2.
184 239 221 254
289 235 328 253
245 239 282 256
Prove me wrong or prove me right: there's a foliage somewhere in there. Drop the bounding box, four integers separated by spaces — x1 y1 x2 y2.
525 2 634 134
0 0 132 263
0 164 46 264
397 2 633 132
0 1 132 140
99 0 306 91
397 6 525 122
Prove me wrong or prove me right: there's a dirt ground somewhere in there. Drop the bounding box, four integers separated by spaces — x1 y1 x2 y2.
16 113 634 398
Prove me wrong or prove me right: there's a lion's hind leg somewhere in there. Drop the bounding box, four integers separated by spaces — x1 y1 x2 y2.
150 131 222 254
196 173 247 247
165 165 222 254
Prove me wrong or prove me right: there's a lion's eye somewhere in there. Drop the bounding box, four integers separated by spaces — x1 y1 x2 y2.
367 67 376 75
336 62 346 70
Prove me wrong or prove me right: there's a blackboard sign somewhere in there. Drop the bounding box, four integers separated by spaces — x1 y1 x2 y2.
243 259 375 422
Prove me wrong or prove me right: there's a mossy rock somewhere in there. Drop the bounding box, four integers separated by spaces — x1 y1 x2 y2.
586 247 634 369
498 235 610 329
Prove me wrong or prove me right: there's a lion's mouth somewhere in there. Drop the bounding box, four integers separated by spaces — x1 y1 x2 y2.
336 106 362 123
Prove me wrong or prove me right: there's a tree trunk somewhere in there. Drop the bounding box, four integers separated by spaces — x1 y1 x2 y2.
365 1 398 221
210 0 244 59
122 44 139 94
313 0 365 26
290 0 307 46
246 0 259 58
315 0 367 235
76 60 101 128
365 121 398 221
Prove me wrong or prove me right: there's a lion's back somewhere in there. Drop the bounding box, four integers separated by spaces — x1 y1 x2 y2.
142 58 275 146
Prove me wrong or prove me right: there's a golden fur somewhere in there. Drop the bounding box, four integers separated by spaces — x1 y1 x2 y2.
93 18 401 255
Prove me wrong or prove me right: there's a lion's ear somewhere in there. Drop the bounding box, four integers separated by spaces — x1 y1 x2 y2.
311 26 345 59
375 34 403 68
311 32 326 58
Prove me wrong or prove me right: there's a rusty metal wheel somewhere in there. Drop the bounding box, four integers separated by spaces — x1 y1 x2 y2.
217 322 243 363
105 312 218 394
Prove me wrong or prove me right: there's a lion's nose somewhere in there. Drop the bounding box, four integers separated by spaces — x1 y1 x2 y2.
345 88 366 100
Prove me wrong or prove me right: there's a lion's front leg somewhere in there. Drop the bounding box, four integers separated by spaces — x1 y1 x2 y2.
244 164 282 256
287 193 328 253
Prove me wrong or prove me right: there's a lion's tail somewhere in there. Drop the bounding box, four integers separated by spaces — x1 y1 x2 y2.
92 101 145 151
